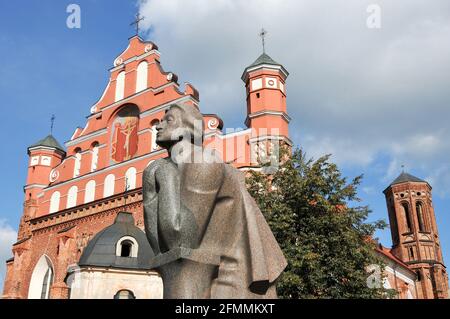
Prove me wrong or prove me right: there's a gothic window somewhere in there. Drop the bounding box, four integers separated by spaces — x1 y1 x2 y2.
67 186 78 209
389 203 399 245
84 180 96 203
416 202 427 232
401 203 413 233
28 255 54 299
125 167 137 191
104 174 115 198
91 142 99 172
110 105 140 164
114 290 136 299
73 148 82 178
115 71 125 102
49 191 61 214
136 61 148 93
408 246 415 261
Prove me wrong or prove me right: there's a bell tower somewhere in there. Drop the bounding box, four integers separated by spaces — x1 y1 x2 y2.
18 135 65 239
383 172 448 299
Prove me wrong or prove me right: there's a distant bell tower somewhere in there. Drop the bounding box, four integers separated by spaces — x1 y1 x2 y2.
383 172 449 299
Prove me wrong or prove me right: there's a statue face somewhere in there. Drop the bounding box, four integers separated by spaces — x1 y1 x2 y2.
156 108 186 147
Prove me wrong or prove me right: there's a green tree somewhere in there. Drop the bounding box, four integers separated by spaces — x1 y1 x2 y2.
246 148 393 299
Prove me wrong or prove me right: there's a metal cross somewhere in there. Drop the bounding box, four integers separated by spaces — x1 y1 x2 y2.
130 13 145 36
50 114 56 134
259 28 268 53
401 164 405 173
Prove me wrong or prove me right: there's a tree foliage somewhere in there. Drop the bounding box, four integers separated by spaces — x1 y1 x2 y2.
246 148 391 298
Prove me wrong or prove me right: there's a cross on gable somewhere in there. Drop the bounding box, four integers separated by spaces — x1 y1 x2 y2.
130 13 145 36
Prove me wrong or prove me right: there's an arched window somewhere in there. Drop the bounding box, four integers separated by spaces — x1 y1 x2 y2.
114 289 136 299
110 105 140 163
115 71 125 102
28 255 54 299
150 119 160 152
84 180 96 203
416 202 427 232
120 240 133 257
91 142 99 172
73 149 82 178
104 174 115 198
49 191 61 214
67 186 78 209
116 236 138 258
401 203 413 233
125 167 137 191
136 61 148 93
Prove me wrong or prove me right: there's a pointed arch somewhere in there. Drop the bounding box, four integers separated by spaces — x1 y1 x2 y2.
136 61 148 93
104 174 115 198
401 202 413 233
115 71 125 102
49 191 61 214
84 180 96 203
67 186 78 209
416 201 427 232
28 255 54 299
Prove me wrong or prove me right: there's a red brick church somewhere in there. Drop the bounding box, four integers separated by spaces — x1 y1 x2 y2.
1 34 448 299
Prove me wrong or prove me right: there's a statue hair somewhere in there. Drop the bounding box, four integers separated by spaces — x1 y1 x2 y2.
168 103 204 146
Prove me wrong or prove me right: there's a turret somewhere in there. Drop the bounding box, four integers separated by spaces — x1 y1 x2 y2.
25 135 65 200
241 52 291 165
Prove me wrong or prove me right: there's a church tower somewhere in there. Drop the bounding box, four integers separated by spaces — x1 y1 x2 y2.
241 52 291 165
18 135 66 239
383 172 449 299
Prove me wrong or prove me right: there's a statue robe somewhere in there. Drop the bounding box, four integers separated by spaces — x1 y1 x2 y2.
143 158 287 298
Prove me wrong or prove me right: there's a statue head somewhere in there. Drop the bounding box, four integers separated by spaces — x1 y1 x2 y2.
155 104 204 149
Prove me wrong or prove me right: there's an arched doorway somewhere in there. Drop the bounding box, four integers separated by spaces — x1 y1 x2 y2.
28 255 54 299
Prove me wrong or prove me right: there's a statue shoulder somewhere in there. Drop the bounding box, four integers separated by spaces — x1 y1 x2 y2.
143 158 166 178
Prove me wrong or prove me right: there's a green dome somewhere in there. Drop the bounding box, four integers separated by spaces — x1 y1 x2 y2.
29 135 65 152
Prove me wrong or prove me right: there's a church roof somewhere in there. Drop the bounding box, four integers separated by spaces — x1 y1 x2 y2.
248 52 280 68
242 52 289 81
29 135 65 152
78 212 155 270
375 245 416 275
390 172 427 186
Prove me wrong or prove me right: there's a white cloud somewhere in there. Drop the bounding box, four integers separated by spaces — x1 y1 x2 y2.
138 0 450 196
0 220 17 294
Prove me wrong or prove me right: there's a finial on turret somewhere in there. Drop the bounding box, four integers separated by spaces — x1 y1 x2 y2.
50 114 56 135
259 28 268 54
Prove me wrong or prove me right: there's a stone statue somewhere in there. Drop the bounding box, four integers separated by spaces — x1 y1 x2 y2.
143 103 287 299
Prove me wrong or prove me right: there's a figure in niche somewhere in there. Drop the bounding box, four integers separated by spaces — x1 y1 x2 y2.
111 105 139 163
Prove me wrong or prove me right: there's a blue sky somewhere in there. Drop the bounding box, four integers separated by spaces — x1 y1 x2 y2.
1 0 449 291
